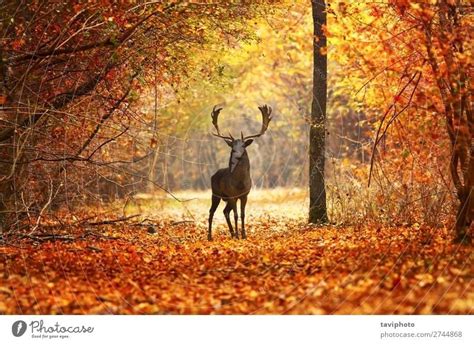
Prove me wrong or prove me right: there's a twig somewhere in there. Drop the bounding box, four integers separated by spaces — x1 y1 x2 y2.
29 178 60 235
87 245 102 252
87 214 140 226
23 234 75 242
368 71 422 187
171 220 195 226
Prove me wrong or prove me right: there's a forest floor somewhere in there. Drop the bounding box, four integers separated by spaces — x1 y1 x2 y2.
0 189 472 314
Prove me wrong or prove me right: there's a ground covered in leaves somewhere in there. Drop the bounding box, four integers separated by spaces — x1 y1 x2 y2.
0 190 472 314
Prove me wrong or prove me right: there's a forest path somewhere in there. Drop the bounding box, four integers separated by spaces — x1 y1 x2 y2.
0 189 472 314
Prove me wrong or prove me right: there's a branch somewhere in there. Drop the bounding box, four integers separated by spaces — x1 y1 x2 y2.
368 71 422 187
0 68 110 142
86 214 140 226
8 8 165 64
87 127 129 160
76 79 135 157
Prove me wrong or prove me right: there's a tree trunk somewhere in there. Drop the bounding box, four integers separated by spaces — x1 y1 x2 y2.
309 0 328 224
0 47 16 232
425 2 473 243
454 144 473 243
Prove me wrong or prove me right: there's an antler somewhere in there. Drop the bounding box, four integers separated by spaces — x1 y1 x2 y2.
211 105 233 141
242 105 273 140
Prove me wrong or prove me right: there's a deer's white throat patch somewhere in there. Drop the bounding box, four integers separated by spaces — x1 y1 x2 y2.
230 141 245 172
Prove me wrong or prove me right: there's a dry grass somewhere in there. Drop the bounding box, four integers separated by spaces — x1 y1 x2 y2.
123 187 309 229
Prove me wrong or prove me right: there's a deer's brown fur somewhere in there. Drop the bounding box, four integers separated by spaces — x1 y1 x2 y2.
208 105 272 240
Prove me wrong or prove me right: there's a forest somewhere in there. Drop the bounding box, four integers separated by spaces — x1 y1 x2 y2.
0 0 472 315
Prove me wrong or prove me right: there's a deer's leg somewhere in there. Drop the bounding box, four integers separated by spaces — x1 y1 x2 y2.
240 195 247 239
208 195 220 241
223 201 235 238
232 202 239 239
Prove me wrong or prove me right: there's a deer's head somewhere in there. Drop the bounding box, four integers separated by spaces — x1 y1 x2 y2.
211 105 273 172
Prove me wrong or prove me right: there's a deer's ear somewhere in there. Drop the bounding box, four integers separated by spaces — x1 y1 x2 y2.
225 140 233 147
244 139 254 147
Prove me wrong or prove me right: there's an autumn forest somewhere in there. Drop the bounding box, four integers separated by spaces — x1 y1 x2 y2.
0 0 472 315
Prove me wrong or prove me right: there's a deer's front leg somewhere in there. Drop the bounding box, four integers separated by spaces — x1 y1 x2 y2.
208 195 221 241
240 195 247 239
232 203 239 239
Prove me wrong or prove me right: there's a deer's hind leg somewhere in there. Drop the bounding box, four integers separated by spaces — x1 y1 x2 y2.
223 200 236 238
208 195 221 241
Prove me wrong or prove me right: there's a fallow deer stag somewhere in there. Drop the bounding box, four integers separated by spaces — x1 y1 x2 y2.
208 105 273 241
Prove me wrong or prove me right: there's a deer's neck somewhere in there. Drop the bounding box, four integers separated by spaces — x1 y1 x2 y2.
229 151 250 178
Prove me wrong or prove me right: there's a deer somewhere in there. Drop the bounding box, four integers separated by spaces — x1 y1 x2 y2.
208 104 273 241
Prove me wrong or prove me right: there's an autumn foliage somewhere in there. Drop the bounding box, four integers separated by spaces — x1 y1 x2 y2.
0 0 473 315
0 194 472 314
329 0 473 240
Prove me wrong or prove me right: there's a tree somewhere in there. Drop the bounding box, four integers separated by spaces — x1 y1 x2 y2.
330 0 472 242
0 0 279 231
422 1 473 243
309 0 328 224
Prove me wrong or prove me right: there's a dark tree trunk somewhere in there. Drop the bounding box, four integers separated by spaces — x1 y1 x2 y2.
309 0 328 224
453 143 473 243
